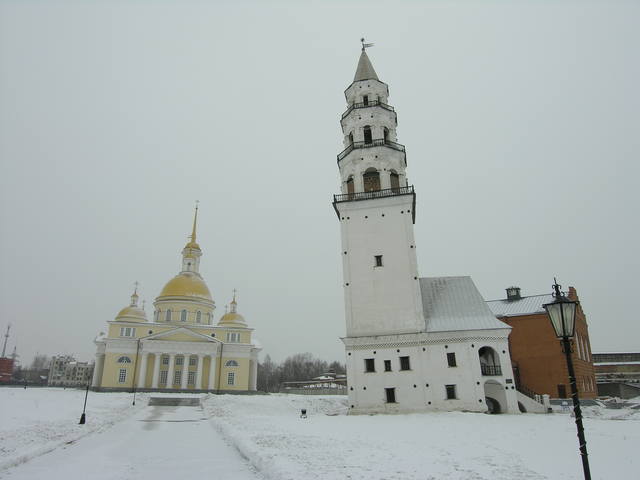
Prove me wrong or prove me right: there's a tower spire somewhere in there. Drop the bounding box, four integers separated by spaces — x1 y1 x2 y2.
354 39 378 82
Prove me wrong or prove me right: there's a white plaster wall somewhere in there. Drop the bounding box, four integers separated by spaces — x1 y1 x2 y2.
337 195 423 337
345 79 389 106
341 108 397 145
343 331 520 415
339 148 407 192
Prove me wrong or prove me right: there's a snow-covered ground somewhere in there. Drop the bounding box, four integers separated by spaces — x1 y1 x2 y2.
1 388 638 479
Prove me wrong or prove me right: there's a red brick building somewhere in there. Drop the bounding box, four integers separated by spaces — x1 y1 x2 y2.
487 286 597 399
0 357 14 383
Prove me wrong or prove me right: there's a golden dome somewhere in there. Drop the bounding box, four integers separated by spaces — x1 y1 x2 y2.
158 272 212 301
115 305 147 323
218 312 246 326
184 241 200 250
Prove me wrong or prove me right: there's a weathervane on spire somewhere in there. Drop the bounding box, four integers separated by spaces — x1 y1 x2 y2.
361 37 374 51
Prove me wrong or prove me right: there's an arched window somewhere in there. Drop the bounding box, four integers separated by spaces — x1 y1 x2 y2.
383 127 389 143
363 94 369 106
363 125 372 144
154 310 160 322
346 177 354 195
181 309 187 322
196 311 202 323
363 168 381 192
348 132 354 145
225 360 239 367
165 309 172 322
390 170 400 191
207 313 212 325
117 356 132 364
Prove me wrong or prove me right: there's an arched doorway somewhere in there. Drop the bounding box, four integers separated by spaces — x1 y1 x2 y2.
363 125 373 144
363 168 381 192
484 379 507 414
479 346 502 376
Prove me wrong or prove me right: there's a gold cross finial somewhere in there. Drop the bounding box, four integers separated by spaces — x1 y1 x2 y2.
133 281 139 295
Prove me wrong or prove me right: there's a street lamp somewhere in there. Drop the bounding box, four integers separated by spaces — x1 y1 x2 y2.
543 279 591 480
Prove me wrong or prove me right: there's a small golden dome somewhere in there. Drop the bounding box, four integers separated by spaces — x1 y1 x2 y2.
184 241 201 250
218 312 246 326
115 305 147 323
158 272 212 301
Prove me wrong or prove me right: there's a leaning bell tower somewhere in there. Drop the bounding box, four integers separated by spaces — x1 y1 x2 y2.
333 43 425 338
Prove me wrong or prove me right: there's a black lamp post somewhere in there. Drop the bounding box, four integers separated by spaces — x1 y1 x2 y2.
79 382 89 425
543 279 591 480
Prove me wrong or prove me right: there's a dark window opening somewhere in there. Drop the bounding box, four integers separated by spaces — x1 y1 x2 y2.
384 360 392 372
390 171 400 191
363 95 369 106
383 127 389 143
363 125 373 144
385 387 396 403
346 177 354 195
374 255 383 267
400 356 411 371
348 132 354 145
445 384 457 400
447 352 457 367
364 358 375 373
557 384 567 398
363 168 380 192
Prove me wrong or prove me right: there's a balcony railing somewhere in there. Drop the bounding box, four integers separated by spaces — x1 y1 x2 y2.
480 364 502 376
337 139 406 162
333 185 414 204
341 100 395 120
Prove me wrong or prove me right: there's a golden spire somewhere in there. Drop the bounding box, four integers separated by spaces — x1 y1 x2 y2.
230 289 237 313
130 281 139 306
191 200 199 244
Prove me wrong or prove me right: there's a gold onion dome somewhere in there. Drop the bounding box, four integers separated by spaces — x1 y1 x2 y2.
158 272 212 301
218 292 246 326
115 288 147 323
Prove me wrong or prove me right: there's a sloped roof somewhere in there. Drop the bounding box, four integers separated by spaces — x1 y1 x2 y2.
354 50 379 82
420 276 510 333
486 294 553 317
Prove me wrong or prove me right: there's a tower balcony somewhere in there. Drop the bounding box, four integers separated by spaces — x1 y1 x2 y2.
337 139 406 163
341 100 395 120
333 185 416 223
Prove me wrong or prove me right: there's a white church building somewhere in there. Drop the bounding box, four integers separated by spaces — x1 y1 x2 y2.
334 45 523 415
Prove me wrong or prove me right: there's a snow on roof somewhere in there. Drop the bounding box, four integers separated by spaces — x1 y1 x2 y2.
420 276 510 333
486 293 554 317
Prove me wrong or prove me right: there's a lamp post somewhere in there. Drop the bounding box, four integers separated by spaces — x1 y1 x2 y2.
543 279 591 480
79 382 89 425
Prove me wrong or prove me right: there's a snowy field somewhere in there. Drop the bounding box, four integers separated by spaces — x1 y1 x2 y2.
0 388 638 479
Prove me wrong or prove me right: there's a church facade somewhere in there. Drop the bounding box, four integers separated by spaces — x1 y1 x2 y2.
334 47 521 414
92 207 260 392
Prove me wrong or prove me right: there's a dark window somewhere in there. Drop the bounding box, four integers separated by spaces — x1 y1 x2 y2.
390 171 400 190
400 356 411 371
346 177 354 194
557 384 567 398
383 127 389 143
348 132 354 145
363 168 380 192
363 95 369 106
364 358 375 373
385 387 396 403
374 255 383 267
445 384 457 400
363 126 372 144
384 360 392 372
447 352 457 367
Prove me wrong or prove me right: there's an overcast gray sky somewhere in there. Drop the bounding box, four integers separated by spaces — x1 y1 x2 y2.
1 0 638 366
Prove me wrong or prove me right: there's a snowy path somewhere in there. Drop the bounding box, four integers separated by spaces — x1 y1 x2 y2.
0 402 262 480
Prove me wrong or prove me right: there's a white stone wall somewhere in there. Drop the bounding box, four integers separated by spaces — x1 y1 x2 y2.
344 79 389 106
343 331 520 415
336 194 423 337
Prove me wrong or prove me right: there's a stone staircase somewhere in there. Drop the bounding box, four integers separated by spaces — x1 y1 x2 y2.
148 397 201 407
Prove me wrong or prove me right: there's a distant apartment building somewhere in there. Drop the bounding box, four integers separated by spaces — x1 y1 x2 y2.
593 352 640 399
48 355 94 387
487 286 597 399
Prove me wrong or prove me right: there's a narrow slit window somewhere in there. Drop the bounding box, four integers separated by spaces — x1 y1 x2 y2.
374 255 383 267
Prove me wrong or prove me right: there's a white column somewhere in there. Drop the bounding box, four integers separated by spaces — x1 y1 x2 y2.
166 353 176 389
91 354 104 387
181 355 189 390
138 352 149 389
250 358 258 391
196 354 204 390
208 354 217 391
151 353 161 389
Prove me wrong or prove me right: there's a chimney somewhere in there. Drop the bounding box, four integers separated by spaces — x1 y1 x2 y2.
506 286 521 300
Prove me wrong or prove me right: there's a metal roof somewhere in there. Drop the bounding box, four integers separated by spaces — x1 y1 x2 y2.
420 276 510 333
354 50 379 82
486 294 553 317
